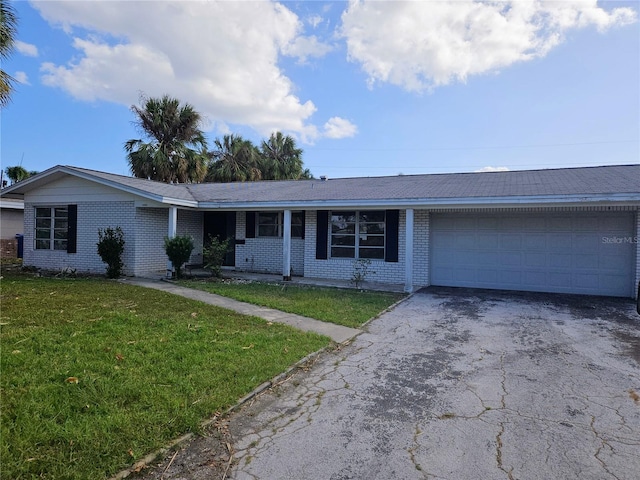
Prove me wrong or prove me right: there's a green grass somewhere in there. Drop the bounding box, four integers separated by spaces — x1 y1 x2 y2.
0 273 329 479
179 279 406 328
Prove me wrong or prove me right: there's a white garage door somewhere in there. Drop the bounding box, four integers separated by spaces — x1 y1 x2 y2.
430 212 635 297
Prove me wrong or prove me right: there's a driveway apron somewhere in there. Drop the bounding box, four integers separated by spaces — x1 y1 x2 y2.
229 289 640 480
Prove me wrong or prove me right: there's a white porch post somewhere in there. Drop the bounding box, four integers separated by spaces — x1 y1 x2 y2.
166 206 178 278
283 209 292 281
404 208 414 293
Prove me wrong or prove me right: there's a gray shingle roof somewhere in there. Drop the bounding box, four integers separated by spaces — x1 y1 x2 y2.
185 164 640 203
4 164 638 207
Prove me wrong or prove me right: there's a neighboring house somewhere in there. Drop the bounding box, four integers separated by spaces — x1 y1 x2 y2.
0 198 25 257
1 164 639 298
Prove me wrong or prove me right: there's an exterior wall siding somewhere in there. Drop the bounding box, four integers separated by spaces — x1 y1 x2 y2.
23 201 137 275
0 208 24 239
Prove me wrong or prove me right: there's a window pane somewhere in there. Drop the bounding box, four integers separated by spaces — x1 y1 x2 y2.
359 222 385 234
54 219 68 230
331 212 356 223
258 212 279 224
331 247 355 258
331 234 355 247
258 225 279 237
359 211 385 223
54 208 68 218
359 248 385 259
35 208 50 218
291 212 303 238
54 229 68 240
360 235 384 247
36 218 51 229
36 239 50 249
332 223 355 234
54 240 68 250
35 229 50 239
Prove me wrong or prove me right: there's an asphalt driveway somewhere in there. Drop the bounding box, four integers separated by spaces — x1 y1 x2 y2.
227 288 640 480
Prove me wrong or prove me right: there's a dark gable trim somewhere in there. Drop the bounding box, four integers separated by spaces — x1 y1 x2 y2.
316 210 328 260
245 211 256 238
67 204 78 254
385 209 399 263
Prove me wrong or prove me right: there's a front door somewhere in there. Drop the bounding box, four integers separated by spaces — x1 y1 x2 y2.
203 212 236 266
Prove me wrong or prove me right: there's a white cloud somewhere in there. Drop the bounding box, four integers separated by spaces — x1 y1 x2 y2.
323 117 358 139
15 40 39 57
14 71 30 85
307 15 323 29
33 0 332 142
284 35 333 63
340 0 637 92
475 166 510 173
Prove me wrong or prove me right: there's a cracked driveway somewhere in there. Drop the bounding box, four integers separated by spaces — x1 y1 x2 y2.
229 288 640 480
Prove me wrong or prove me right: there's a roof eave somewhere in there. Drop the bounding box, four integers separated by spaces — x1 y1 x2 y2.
197 193 640 210
0 165 198 208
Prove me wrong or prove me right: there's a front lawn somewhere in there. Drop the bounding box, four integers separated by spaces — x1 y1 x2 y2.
179 279 406 328
0 273 329 480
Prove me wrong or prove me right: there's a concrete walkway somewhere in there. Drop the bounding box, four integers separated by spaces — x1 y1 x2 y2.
121 278 361 344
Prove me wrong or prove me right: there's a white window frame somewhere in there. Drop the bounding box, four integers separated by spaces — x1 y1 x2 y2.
330 210 385 259
35 206 68 250
256 211 303 238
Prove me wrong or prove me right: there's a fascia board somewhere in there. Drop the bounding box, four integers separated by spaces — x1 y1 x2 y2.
196 193 640 211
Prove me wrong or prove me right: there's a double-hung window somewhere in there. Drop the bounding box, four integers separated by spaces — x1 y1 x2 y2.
331 211 385 259
35 207 68 250
256 211 304 238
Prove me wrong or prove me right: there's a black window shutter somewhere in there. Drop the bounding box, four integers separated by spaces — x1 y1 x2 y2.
300 211 306 240
67 204 78 254
316 210 328 260
245 211 256 238
385 210 399 262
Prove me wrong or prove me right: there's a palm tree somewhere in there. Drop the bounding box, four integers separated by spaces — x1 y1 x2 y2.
1 0 18 108
206 134 262 182
4 165 34 184
259 132 305 180
125 94 208 183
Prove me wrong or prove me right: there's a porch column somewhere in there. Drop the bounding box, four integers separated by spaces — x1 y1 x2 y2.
404 208 414 293
283 209 292 281
166 206 178 278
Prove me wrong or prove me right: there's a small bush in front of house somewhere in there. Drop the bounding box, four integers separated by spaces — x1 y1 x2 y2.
164 235 194 279
97 227 125 278
351 258 374 289
203 235 230 278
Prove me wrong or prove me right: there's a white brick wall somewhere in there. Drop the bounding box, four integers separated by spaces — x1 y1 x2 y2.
24 201 137 275
177 210 204 264
234 212 304 276
132 207 168 277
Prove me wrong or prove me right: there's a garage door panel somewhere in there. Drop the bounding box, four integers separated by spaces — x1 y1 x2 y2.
501 234 522 249
477 233 500 249
524 253 547 267
430 212 634 297
524 234 547 250
550 253 572 268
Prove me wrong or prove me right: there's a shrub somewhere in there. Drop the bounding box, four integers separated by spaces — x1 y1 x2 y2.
97 227 125 278
164 235 194 279
351 258 374 289
203 235 230 278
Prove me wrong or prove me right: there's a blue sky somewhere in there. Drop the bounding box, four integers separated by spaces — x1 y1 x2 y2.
2 0 639 180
